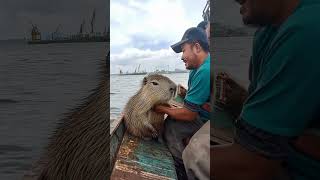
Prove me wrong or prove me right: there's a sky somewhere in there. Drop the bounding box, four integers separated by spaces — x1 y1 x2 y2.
0 0 108 40
0 0 245 74
110 0 208 74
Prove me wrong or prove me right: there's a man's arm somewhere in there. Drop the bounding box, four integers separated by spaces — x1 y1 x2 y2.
154 105 197 121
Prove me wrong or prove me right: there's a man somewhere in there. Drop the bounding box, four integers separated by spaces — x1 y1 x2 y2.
212 0 320 179
176 21 212 180
154 27 210 179
178 21 211 108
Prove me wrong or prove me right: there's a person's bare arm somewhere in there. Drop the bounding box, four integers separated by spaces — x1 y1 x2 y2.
212 143 284 180
154 105 197 121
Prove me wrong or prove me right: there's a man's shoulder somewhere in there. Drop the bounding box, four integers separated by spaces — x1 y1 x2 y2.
189 59 210 80
281 2 320 36
198 57 210 74
255 2 320 42
255 5 320 58
194 65 209 82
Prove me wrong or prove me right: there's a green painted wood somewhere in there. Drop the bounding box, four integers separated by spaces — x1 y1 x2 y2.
110 117 126 170
134 136 177 178
111 132 177 179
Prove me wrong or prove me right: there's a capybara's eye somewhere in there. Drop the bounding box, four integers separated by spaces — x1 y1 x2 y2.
151 82 159 86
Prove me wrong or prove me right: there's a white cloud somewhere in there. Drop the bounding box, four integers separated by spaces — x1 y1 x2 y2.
110 0 207 73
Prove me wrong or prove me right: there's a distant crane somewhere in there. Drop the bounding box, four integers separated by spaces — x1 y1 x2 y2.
90 9 96 34
55 24 62 34
52 24 62 40
79 19 86 34
137 64 141 73
26 8 108 44
29 22 41 40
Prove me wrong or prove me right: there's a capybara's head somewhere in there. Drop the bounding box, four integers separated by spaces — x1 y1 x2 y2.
141 74 176 104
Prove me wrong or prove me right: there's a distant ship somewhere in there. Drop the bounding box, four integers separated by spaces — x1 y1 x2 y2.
119 64 147 75
154 68 189 74
27 9 109 44
154 65 189 74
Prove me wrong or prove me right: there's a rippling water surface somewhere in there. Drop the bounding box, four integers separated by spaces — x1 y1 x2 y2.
0 36 253 179
0 40 107 179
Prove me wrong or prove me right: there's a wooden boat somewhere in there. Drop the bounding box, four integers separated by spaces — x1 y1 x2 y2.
109 99 185 179
109 98 234 180
109 1 214 178
110 116 178 180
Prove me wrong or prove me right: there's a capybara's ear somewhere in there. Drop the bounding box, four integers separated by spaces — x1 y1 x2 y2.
143 77 147 85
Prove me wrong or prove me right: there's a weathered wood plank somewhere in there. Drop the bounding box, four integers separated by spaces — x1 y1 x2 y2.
110 116 126 172
111 132 177 180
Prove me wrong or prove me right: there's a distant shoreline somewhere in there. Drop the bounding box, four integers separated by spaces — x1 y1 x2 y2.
110 72 189 76
0 39 25 42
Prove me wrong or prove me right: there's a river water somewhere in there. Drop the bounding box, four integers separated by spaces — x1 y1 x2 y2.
0 40 107 180
0 36 253 179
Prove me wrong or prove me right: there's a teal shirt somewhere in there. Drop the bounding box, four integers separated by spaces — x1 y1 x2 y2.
185 54 210 119
240 0 320 179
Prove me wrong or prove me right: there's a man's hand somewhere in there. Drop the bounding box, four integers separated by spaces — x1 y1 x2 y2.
215 72 248 118
177 84 187 98
153 104 197 121
153 104 173 114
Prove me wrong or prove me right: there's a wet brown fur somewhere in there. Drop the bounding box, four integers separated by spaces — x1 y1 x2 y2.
23 53 109 180
123 74 176 139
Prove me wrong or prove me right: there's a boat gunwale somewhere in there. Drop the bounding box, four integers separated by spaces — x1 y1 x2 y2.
110 114 124 136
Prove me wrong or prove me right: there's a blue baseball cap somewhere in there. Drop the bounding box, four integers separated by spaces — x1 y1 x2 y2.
171 27 209 53
197 21 208 31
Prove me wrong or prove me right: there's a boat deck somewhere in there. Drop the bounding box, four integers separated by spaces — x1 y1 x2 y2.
110 115 177 180
109 96 235 179
111 131 177 180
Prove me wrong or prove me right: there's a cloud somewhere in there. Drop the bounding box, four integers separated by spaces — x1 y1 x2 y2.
110 0 205 49
110 0 207 73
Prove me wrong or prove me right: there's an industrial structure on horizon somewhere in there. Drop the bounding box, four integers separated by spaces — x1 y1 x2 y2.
28 9 109 44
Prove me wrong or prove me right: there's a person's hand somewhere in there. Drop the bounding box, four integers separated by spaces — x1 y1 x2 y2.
177 84 187 98
215 72 248 117
153 104 172 114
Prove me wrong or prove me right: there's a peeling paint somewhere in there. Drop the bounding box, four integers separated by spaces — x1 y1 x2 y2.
111 132 177 180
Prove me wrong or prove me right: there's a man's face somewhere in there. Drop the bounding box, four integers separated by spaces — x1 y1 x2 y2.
236 0 281 26
181 43 198 70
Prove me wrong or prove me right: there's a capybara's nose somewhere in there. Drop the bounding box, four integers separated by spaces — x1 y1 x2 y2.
170 87 176 94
